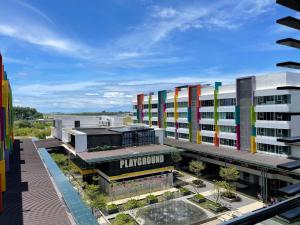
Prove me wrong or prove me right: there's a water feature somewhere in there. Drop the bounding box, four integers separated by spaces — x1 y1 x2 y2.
137 200 209 225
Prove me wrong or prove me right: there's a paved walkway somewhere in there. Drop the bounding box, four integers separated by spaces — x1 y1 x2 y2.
0 139 72 225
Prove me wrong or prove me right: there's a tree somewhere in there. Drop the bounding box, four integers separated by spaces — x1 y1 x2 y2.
219 166 239 183
91 194 107 211
51 153 68 168
112 213 137 225
219 166 239 198
171 152 182 169
213 180 226 203
14 106 43 120
189 160 205 178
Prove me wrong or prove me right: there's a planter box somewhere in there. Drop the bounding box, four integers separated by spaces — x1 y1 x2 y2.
107 207 119 215
147 199 158 204
193 197 206 203
193 183 206 188
221 195 241 203
208 203 224 213
181 191 191 196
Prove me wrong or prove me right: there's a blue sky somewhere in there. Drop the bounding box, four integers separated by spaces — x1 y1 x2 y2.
0 0 299 113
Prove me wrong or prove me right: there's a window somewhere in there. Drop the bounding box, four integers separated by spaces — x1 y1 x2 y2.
202 112 214 119
167 122 175 127
255 95 291 105
220 126 236 133
151 104 158 109
133 112 137 116
201 124 215 131
201 100 214 107
202 136 214 143
167 112 174 117
178 133 189 139
178 101 188 108
144 121 149 125
152 121 158 125
257 143 291 155
144 104 149 109
133 105 138 110
179 123 188 128
256 112 291 121
257 128 290 137
166 131 175 137
219 112 235 120
178 112 188 118
220 138 236 147
219 98 236 106
151 112 158 117
166 102 174 108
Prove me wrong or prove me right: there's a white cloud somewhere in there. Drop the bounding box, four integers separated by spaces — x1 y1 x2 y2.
85 93 100 96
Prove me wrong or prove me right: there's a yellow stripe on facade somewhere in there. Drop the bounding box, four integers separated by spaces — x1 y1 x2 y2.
0 160 6 192
70 161 96 175
109 166 174 181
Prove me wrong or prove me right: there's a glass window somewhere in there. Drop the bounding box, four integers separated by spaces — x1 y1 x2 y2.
219 98 236 106
202 136 214 143
178 133 189 139
257 143 291 155
179 123 188 128
166 102 174 108
166 131 175 137
201 112 214 119
167 122 175 127
178 101 188 108
144 104 149 109
220 138 236 147
178 112 188 118
201 124 215 131
255 95 291 105
152 121 158 125
256 112 290 121
220 125 236 133
167 112 174 117
201 100 214 107
219 112 235 119
151 112 158 117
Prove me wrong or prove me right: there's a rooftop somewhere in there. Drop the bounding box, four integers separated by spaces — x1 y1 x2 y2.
75 127 120 135
164 138 300 175
77 144 181 163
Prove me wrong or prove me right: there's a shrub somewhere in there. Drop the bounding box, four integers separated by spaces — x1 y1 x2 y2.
124 199 140 210
107 204 118 211
112 213 137 225
146 195 158 203
164 191 174 200
194 194 205 200
192 179 204 185
179 187 190 195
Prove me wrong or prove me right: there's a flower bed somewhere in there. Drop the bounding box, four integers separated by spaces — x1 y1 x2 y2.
208 201 225 213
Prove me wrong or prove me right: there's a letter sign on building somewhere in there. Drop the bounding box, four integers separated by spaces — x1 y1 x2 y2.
120 155 164 169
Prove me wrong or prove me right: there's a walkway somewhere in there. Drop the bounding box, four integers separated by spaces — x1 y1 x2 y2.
0 139 72 225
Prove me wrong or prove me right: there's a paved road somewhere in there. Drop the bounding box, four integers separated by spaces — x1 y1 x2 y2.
0 139 72 225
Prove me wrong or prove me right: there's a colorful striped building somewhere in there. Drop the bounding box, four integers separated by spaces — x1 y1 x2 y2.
0 53 14 212
132 72 300 158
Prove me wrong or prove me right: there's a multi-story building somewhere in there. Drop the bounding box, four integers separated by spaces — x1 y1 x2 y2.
132 72 300 158
0 54 14 212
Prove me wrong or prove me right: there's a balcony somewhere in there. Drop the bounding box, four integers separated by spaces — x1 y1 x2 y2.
277 61 300 69
277 16 300 31
277 38 300 50
276 0 300 12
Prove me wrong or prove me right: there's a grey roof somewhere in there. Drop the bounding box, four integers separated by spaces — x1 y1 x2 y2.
75 127 120 135
164 138 300 174
34 138 63 148
77 144 181 163
0 139 72 225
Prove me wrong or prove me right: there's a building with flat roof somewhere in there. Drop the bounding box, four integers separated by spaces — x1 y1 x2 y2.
0 54 14 212
51 115 130 140
58 125 179 198
132 72 300 201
